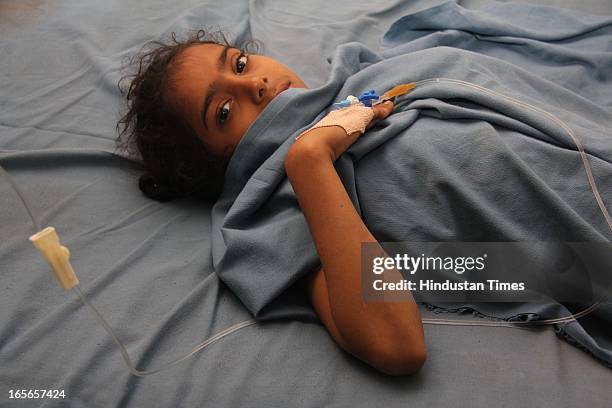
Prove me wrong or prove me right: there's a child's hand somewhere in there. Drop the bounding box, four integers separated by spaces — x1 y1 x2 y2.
288 100 394 164
367 100 394 130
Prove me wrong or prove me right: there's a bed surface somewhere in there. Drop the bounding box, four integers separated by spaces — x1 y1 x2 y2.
1 1 611 407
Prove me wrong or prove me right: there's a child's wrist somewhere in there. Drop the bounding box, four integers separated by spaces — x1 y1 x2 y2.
295 105 374 141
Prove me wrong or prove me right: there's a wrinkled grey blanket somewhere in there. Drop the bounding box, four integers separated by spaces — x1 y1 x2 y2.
211 1 612 366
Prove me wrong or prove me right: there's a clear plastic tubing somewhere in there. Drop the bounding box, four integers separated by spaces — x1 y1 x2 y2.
1 77 610 376
412 77 612 232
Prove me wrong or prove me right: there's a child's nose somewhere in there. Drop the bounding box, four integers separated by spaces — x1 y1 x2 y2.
227 75 268 104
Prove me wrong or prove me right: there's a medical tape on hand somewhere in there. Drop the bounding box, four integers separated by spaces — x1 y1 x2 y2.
295 104 375 140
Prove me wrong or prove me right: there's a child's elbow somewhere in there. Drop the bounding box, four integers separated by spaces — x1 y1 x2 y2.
369 342 427 376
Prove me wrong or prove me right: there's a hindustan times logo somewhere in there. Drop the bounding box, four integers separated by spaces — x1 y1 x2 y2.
372 253 488 275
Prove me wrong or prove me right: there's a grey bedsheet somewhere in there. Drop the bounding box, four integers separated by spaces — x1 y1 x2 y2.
2 1 612 407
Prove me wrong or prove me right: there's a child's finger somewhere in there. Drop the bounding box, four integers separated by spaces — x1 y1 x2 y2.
365 101 394 131
372 100 394 121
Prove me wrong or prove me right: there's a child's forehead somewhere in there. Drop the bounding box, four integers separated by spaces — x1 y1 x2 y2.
169 43 226 82
177 43 226 66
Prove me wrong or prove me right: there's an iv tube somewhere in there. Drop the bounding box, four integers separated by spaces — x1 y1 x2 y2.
0 163 258 377
410 77 612 232
1 78 610 376
72 284 257 377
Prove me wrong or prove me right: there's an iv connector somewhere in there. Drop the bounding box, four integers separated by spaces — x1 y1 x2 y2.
29 227 79 291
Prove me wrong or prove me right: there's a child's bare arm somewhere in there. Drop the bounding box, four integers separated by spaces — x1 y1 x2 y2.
286 103 426 375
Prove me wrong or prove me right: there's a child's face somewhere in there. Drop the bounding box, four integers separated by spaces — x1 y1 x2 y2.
168 43 307 159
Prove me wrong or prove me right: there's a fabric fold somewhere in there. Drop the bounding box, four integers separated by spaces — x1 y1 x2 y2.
211 1 612 366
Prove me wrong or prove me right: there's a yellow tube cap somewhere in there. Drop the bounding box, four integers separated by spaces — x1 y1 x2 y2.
380 83 417 101
29 227 79 291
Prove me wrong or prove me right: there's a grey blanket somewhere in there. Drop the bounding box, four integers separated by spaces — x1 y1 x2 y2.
211 1 612 366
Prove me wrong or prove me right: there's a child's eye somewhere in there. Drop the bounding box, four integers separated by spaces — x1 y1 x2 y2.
218 100 231 124
236 53 248 74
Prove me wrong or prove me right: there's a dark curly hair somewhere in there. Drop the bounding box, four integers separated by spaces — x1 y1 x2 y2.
115 29 260 202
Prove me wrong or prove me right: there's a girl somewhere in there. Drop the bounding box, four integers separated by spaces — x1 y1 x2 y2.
117 30 426 376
